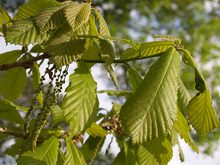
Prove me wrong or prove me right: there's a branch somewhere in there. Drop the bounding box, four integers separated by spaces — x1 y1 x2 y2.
0 52 161 71
0 53 50 71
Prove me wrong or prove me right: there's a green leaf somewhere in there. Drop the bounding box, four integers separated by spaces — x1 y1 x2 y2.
113 142 137 165
0 50 22 65
0 67 27 100
35 6 66 32
136 146 158 165
51 105 64 125
17 137 59 165
86 123 107 137
5 20 44 45
93 9 110 36
143 137 173 165
120 47 180 143
174 110 198 153
81 136 104 162
5 138 25 156
0 5 11 32
64 138 86 165
100 39 115 65
64 3 91 31
105 65 119 89
181 48 206 92
121 41 174 60
0 99 24 124
186 89 219 134
46 38 86 56
178 78 191 113
81 39 100 60
127 66 142 90
14 0 59 20
62 62 98 135
56 150 65 165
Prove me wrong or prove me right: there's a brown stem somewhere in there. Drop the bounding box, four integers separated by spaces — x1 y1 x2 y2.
0 53 50 71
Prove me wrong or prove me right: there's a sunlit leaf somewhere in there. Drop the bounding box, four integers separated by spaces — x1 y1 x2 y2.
0 67 27 100
17 137 59 165
62 62 98 135
136 146 158 165
51 105 64 125
120 48 180 143
0 98 24 124
94 9 110 36
56 150 65 165
100 39 115 65
14 0 59 20
181 48 206 92
86 123 107 137
35 6 66 32
81 136 104 162
127 66 142 90
0 50 22 65
178 78 191 113
64 3 91 31
113 142 137 165
186 89 219 134
64 138 86 165
121 41 174 60
5 20 46 45
0 5 11 32
174 110 198 153
143 137 173 165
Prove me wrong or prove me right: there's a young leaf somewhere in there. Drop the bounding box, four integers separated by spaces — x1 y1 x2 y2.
0 67 27 100
46 38 86 57
81 136 105 162
178 78 191 113
105 65 119 89
143 137 173 165
186 89 219 134
35 6 66 32
56 150 65 165
0 50 22 65
120 47 180 143
127 66 142 90
0 99 24 124
86 123 107 137
181 48 206 92
64 138 86 165
121 41 175 60
0 5 11 32
174 110 198 153
113 142 137 165
100 39 115 65
17 137 59 165
14 0 59 20
64 3 91 31
5 20 43 45
93 9 110 36
5 138 25 156
51 105 64 125
62 62 98 135
136 146 158 165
